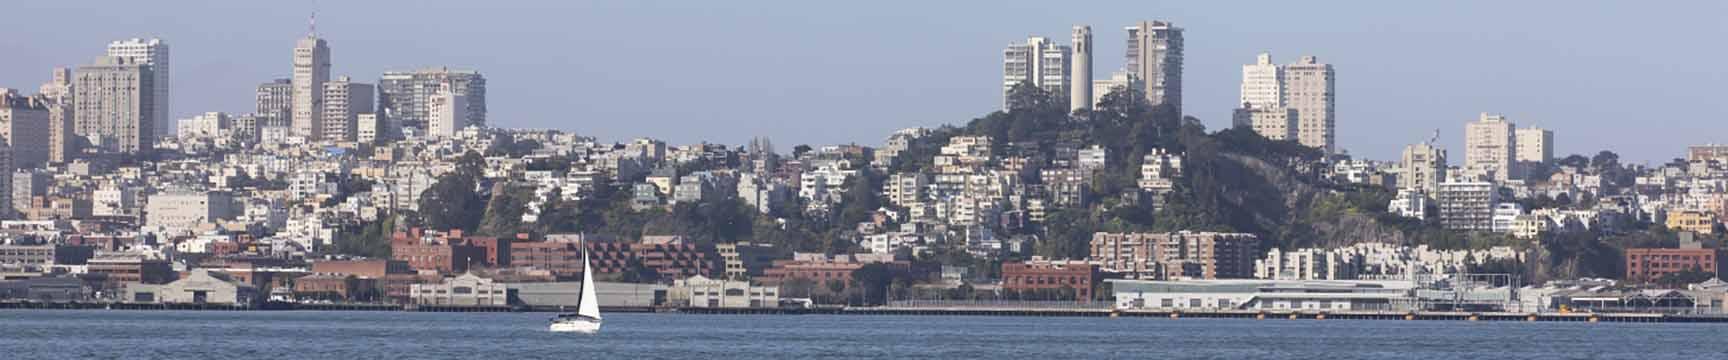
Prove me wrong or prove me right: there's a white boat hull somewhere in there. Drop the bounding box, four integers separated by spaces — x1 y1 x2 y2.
549 318 602 334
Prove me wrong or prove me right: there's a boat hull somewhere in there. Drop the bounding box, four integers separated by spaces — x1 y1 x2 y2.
549 318 602 334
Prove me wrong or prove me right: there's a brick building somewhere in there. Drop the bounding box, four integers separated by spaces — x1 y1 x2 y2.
1000 260 1103 302
1090 231 1259 280
760 253 904 290
511 235 716 280
1626 248 1718 282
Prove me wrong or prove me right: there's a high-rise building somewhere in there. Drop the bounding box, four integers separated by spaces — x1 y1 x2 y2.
37 68 76 163
256 78 293 128
1514 127 1553 167
292 35 331 140
355 113 380 144
1239 53 1282 108
1400 142 1447 195
1284 56 1335 153
1231 105 1297 141
1001 36 1070 110
378 68 486 136
1124 20 1183 114
1090 70 1140 107
427 83 471 138
1437 181 1498 231
1239 53 1335 152
1069 25 1093 113
320 76 374 142
106 38 169 140
73 56 155 153
1464 113 1517 181
0 90 52 169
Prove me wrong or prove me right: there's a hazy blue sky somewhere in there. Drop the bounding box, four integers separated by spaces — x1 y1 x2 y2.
4 1 1725 163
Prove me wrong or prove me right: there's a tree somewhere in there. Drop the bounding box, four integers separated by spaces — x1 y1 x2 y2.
477 183 534 236
419 151 488 232
850 263 910 305
1591 150 1620 170
793 145 813 159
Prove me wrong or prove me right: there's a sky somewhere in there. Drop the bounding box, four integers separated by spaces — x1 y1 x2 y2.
3 0 1726 164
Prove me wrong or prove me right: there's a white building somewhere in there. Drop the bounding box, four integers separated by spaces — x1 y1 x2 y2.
145 191 236 237
1388 189 1428 219
1437 181 1499 231
1069 25 1093 112
1400 142 1447 194
1238 52 1335 152
1232 105 1298 141
427 83 471 138
1465 113 1517 181
673 275 779 308
1002 36 1070 109
410 273 510 306
1515 126 1553 170
177 112 229 141
321 77 374 142
106 38 170 140
1490 203 1525 233
291 35 331 140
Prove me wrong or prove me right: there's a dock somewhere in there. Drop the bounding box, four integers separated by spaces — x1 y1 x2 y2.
4 300 1726 323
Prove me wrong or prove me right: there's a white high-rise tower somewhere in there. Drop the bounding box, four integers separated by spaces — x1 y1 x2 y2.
292 18 331 141
105 38 169 141
1069 26 1093 113
1465 113 1517 182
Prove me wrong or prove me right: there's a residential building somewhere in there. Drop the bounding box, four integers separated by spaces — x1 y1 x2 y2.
73 56 154 153
320 76 374 142
1256 248 1354 280
255 78 293 128
1437 181 1498 231
1089 231 1259 280
1515 126 1553 168
426 82 470 138
1232 105 1297 141
1283 56 1335 152
106 38 170 139
1387 189 1428 219
1002 36 1070 110
356 113 381 143
378 68 486 134
1400 141 1447 194
1124 20 1183 114
0 90 50 168
291 34 331 140
1465 113 1517 181
1666 210 1717 235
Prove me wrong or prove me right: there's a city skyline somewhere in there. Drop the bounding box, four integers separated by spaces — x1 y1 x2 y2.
3 1 1726 162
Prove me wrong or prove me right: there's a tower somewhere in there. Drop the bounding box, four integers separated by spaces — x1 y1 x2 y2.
292 17 331 140
1070 25 1093 113
1464 113 1517 182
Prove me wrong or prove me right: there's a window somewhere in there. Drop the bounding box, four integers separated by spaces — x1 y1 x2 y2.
1189 299 1202 308
1160 298 1174 308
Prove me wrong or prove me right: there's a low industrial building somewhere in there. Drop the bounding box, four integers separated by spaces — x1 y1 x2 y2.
123 269 259 305
1109 279 1417 311
670 275 779 308
410 273 509 306
507 281 667 308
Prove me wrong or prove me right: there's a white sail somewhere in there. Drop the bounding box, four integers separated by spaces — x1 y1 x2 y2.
576 243 601 319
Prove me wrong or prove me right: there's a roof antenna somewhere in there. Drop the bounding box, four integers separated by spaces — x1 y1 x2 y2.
308 0 319 37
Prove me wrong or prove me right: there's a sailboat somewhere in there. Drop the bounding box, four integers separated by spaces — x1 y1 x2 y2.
549 237 602 333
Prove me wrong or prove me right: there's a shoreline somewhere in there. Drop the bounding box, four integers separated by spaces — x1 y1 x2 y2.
5 301 1727 323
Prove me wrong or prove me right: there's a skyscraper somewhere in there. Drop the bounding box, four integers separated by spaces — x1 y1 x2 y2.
378 68 486 137
1284 56 1336 153
1124 20 1183 114
320 76 374 142
1464 113 1517 182
1238 53 1335 153
256 78 293 128
73 56 154 153
292 35 331 140
1001 36 1070 110
1069 26 1093 113
106 38 169 140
